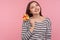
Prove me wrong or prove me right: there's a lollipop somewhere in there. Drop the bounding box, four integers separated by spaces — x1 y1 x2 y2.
23 14 29 21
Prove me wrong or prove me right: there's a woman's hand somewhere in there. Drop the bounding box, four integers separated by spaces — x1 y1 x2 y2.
30 26 35 32
29 19 35 33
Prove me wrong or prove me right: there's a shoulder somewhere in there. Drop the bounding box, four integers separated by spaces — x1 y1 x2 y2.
22 19 31 28
42 16 51 24
41 16 51 22
22 19 30 24
42 16 51 21
45 17 51 25
46 17 51 22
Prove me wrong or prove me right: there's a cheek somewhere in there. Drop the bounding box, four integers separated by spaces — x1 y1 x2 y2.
37 6 40 10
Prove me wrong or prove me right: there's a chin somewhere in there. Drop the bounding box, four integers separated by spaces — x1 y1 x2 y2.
33 12 39 14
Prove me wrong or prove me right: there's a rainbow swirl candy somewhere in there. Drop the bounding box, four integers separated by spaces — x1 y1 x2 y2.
23 14 29 21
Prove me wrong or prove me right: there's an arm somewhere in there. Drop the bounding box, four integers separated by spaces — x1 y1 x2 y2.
22 20 32 40
46 18 51 40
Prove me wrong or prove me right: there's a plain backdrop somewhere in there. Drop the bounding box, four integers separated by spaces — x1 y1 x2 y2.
0 0 60 40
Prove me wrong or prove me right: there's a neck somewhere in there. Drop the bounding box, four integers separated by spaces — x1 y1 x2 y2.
32 14 42 19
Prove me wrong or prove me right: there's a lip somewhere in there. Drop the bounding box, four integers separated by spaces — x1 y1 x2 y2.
34 9 39 12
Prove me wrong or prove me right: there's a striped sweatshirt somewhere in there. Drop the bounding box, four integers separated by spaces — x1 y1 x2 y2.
22 17 51 40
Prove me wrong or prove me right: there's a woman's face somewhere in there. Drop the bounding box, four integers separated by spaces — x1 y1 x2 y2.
29 2 40 15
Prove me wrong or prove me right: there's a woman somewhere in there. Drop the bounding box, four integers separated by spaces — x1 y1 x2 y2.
22 1 51 40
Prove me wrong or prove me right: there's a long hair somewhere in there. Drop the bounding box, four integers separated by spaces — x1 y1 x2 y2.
26 1 43 17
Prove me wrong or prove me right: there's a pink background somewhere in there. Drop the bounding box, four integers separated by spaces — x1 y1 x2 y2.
0 0 60 40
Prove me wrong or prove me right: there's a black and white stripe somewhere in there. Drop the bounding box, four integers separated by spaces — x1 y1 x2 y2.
22 18 51 40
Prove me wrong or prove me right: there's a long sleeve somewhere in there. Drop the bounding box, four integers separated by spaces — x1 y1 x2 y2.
46 18 51 40
28 18 51 40
22 20 32 40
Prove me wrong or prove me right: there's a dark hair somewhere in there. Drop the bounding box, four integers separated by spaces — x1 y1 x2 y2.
26 1 43 17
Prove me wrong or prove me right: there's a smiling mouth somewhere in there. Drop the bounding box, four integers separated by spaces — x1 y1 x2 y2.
35 9 39 12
